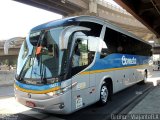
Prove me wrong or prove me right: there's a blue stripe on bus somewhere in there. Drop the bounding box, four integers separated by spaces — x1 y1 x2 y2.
15 80 60 91
89 53 150 71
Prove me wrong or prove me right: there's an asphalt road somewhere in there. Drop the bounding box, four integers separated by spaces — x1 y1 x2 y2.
0 83 153 120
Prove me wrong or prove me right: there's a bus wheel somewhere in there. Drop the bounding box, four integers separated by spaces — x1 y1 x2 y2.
99 83 108 105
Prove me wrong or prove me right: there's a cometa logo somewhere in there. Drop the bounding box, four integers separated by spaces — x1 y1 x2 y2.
122 55 137 65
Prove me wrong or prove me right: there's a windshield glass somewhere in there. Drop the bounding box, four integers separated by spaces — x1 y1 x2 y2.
16 27 68 85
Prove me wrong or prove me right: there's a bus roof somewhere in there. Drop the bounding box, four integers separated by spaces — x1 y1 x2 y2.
30 15 151 46
31 16 77 32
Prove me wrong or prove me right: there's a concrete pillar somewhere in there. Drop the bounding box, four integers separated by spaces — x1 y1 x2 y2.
89 0 97 15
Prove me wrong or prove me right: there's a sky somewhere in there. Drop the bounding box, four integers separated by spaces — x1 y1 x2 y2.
0 0 62 40
0 0 119 40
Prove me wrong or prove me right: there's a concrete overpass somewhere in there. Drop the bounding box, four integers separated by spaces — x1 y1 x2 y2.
1 0 159 57
0 37 24 65
14 0 156 42
0 47 19 65
115 0 160 38
0 55 18 66
114 0 160 52
0 47 19 56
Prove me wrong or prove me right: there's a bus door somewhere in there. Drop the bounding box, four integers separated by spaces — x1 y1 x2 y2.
71 35 98 111
59 26 98 111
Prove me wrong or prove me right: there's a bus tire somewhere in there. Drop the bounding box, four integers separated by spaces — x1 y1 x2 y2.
99 83 109 105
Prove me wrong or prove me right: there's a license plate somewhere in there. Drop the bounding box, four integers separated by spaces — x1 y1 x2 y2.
26 101 35 107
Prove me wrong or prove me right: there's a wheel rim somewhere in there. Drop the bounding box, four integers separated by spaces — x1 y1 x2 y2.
100 85 108 103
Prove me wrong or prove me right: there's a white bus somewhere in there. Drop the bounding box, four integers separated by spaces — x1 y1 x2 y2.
14 16 152 114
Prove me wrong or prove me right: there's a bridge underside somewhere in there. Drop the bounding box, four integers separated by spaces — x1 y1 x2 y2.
14 0 87 16
10 0 160 54
115 0 160 38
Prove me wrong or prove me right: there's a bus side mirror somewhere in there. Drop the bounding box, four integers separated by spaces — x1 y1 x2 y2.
87 37 104 53
59 26 90 50
95 38 108 53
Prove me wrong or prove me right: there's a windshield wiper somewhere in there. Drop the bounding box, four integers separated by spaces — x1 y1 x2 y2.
27 30 47 84
16 55 31 81
40 60 47 84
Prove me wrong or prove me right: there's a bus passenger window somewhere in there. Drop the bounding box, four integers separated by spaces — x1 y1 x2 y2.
117 46 123 53
100 48 108 59
79 22 102 37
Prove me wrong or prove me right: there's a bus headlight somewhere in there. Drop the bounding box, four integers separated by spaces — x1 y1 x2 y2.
47 91 56 96
47 90 62 96
61 82 77 93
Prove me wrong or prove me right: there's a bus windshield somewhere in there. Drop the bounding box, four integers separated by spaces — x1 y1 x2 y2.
16 27 68 85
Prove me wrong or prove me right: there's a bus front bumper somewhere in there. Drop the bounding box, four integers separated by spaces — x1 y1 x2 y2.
15 89 72 114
